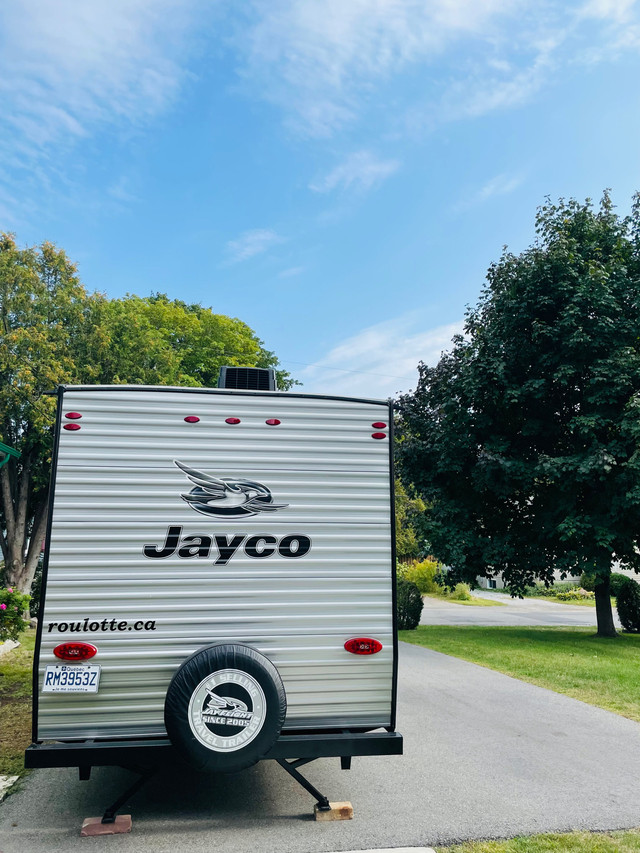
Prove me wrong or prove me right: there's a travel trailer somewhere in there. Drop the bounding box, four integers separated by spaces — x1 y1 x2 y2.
26 368 402 825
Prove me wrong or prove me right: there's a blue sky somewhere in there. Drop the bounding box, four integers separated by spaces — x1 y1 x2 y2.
1 0 640 398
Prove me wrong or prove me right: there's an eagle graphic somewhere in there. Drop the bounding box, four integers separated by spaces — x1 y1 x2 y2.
174 460 288 518
204 690 249 715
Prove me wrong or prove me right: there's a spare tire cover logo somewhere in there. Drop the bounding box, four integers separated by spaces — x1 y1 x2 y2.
188 669 266 753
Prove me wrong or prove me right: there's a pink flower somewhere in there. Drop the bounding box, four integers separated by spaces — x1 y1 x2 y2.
7 587 13 593
0 603 6 610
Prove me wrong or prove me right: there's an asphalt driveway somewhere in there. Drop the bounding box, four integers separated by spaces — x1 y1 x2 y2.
421 590 616 627
2 641 640 852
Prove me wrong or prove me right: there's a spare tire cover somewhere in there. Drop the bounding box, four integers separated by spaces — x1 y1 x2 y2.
164 643 287 773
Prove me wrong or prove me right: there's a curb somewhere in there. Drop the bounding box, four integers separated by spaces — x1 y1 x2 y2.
0 775 19 802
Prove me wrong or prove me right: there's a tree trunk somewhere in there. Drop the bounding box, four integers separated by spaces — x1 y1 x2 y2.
594 574 617 638
3 499 48 595
1 451 49 595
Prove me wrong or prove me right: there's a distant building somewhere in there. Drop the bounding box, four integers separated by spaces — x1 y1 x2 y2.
476 565 639 590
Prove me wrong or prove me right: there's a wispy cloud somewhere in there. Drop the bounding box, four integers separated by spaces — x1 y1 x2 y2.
581 0 637 23
237 0 520 136
310 150 400 194
0 0 202 220
454 172 525 212
235 1 640 137
278 266 305 278
295 314 464 398
107 176 139 204
226 229 284 264
441 46 556 124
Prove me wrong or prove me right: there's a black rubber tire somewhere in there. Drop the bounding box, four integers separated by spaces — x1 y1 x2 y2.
164 643 286 773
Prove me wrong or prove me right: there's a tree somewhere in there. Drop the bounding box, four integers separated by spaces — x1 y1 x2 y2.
396 193 640 637
0 235 292 594
394 478 428 562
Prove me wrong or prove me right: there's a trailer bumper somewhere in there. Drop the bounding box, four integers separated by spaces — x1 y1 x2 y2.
25 731 403 770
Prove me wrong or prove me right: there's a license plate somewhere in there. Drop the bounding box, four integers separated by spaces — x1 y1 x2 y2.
42 665 101 693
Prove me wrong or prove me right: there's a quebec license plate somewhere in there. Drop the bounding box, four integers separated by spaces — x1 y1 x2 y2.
42 664 101 693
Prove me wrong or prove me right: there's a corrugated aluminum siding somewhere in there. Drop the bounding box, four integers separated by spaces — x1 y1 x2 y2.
37 388 394 740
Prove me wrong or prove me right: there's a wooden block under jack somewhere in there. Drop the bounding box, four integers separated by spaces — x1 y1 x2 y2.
80 815 132 836
314 801 354 821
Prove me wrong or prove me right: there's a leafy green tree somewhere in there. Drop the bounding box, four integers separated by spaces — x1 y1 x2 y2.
0 235 292 594
93 293 294 391
0 235 103 594
396 193 640 637
394 478 427 561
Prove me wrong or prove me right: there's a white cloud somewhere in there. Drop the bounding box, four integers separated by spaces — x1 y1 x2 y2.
0 0 197 144
238 0 520 136
581 0 637 22
0 0 202 219
454 172 525 211
225 229 284 263
235 1 640 137
278 266 305 278
107 177 139 204
476 173 524 200
310 150 400 194
295 314 464 399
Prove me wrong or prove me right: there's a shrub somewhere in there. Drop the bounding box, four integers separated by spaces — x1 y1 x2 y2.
617 579 640 633
581 572 629 597
433 569 448 588
555 588 594 602
397 578 424 630
402 558 440 594
0 587 31 642
531 585 555 596
610 573 632 598
450 582 472 601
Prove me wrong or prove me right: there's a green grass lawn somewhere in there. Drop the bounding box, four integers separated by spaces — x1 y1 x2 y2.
399 625 640 722
0 629 35 778
437 829 640 852
425 593 506 607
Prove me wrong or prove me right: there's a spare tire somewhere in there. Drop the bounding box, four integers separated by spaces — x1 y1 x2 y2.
164 643 286 773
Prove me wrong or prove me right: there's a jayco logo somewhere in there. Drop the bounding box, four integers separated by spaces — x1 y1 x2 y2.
142 462 311 565
174 461 288 519
143 527 311 565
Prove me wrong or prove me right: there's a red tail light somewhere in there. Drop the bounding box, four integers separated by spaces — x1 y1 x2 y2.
372 422 387 429
53 642 97 661
371 432 386 440
225 417 241 424
184 416 200 423
265 419 281 426
344 638 383 655
63 424 81 431
65 412 83 419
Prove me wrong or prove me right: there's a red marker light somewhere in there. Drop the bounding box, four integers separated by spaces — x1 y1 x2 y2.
63 424 81 431
53 642 97 661
65 412 82 420
371 432 386 440
225 417 241 425
344 638 383 655
372 422 387 429
184 416 200 423
265 419 281 426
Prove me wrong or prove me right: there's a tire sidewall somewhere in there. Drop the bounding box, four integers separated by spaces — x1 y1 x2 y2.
164 643 286 773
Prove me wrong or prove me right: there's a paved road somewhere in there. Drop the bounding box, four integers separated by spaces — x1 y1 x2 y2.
3 642 640 852
420 591 616 627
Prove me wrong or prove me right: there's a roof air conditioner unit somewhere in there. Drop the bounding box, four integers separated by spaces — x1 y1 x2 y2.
217 366 277 391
